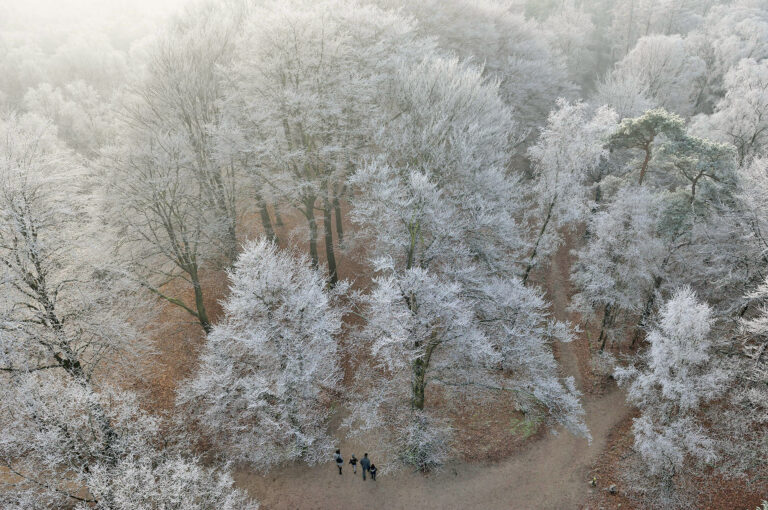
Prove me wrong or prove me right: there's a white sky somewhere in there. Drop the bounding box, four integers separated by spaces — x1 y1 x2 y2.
1 0 193 34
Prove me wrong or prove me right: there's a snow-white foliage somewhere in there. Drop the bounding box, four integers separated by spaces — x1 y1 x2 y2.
83 453 255 510
178 239 343 470
720 277 768 476
607 0 711 61
526 100 617 271
615 288 728 481
692 58 768 165
691 1 768 102
479 278 589 439
216 0 432 277
121 0 243 263
541 1 598 86
366 56 528 272
0 112 143 378
0 372 256 509
23 81 113 156
738 158 768 260
571 186 667 330
609 34 706 116
395 412 452 473
593 70 656 119
371 0 575 129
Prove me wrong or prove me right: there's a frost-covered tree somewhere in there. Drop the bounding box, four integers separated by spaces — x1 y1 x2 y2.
372 0 575 131
0 113 253 509
738 157 768 262
722 276 768 476
615 288 728 501
345 56 587 468
609 108 686 185
220 0 429 285
541 1 598 88
23 81 113 157
571 186 667 350
0 113 138 380
104 131 217 333
592 71 656 119
524 100 617 282
692 58 768 166
607 34 706 116
689 1 768 109
122 0 244 264
0 375 256 509
178 239 343 470
657 134 737 204
606 0 710 62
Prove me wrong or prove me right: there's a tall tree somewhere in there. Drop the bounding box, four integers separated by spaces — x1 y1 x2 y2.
104 131 216 333
609 108 686 185
692 58 768 166
524 100 617 283
372 0 576 133
220 0 430 285
345 57 587 469
606 34 706 116
178 239 344 470
570 185 668 350
615 288 728 505
122 0 244 264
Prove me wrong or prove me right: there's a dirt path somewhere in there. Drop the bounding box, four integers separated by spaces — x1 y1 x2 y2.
235 237 630 509
236 384 625 510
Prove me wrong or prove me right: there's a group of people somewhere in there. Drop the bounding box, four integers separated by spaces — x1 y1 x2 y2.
334 450 377 481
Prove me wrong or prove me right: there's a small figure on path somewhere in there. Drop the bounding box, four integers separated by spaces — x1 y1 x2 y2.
369 463 377 481
349 454 358 474
334 449 343 475
360 452 371 480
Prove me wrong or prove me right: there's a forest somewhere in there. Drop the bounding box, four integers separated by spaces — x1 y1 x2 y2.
1 0 768 508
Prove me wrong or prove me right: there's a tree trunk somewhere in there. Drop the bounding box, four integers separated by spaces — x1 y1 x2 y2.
523 197 556 285
638 143 652 185
323 199 338 287
333 196 344 245
273 202 284 227
412 358 427 411
225 221 238 265
631 275 662 347
412 338 438 411
257 193 277 244
190 267 211 334
303 197 320 269
598 304 613 351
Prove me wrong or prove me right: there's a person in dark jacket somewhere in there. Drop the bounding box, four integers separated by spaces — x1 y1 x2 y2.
369 463 377 481
360 453 371 480
334 449 343 475
349 454 358 474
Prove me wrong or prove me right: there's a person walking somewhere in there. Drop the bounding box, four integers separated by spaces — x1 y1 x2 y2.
360 452 371 480
349 454 358 474
369 463 377 481
334 449 343 475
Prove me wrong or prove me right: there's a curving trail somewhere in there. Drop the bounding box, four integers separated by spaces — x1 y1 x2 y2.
236 384 626 510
